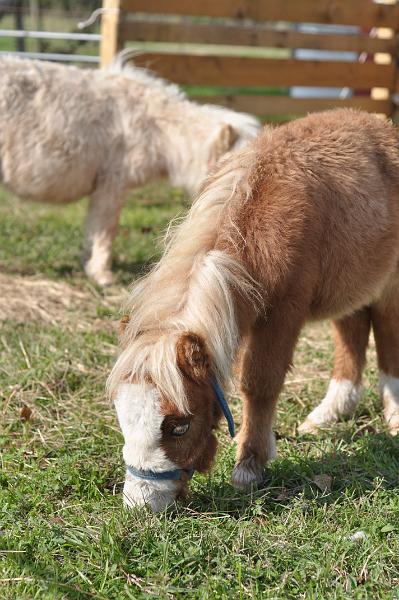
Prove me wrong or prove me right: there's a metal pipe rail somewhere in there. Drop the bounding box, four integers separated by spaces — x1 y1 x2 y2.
0 50 99 63
0 29 100 41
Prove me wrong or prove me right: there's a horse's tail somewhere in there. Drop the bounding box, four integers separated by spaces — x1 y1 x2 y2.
106 48 143 74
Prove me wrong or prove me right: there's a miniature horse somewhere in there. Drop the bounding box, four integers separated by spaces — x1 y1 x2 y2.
0 52 259 285
108 109 399 511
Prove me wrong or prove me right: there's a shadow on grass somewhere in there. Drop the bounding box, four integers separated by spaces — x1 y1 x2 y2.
113 259 155 286
52 264 78 278
186 433 399 518
0 260 81 279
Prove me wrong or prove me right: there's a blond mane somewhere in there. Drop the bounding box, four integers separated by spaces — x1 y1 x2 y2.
107 146 261 412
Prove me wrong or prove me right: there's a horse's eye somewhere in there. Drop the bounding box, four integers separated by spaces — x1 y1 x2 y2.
171 423 190 437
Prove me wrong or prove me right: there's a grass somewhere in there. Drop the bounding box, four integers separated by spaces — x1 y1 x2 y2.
1 184 399 599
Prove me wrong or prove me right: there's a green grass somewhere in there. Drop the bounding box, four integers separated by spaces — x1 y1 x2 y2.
0 183 186 286
1 185 399 599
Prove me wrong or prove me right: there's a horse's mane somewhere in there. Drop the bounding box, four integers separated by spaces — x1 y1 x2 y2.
107 48 186 102
107 146 261 412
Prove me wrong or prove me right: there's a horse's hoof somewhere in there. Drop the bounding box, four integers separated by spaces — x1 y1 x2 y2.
297 418 320 434
96 272 115 287
88 270 115 287
231 457 264 488
386 413 399 436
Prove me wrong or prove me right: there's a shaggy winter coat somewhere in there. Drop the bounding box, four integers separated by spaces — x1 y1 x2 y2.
0 52 259 284
107 109 399 511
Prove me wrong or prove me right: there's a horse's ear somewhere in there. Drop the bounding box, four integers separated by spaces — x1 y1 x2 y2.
208 123 237 170
119 314 130 336
176 332 210 382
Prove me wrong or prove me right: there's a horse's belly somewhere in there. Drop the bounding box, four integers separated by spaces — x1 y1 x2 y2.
310 252 399 321
2 148 96 204
0 106 104 203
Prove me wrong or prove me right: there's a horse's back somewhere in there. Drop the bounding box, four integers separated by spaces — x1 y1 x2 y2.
231 110 399 319
0 57 115 202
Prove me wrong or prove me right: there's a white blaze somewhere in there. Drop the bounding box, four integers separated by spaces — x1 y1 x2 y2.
114 383 180 510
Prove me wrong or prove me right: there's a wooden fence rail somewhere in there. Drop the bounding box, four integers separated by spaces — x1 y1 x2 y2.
100 0 399 120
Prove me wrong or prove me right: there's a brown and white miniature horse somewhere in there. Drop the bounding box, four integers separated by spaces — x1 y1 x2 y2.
108 109 399 511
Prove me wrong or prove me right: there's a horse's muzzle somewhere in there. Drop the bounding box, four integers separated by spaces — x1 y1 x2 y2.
122 471 180 512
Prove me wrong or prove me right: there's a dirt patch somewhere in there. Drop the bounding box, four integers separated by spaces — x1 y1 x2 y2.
0 272 127 330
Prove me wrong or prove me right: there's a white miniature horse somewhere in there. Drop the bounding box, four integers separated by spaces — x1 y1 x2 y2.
108 109 399 511
0 51 259 285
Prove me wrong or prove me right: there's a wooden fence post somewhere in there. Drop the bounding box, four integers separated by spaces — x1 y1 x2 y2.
100 0 122 68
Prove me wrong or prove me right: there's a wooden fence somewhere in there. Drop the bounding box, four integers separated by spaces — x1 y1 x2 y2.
100 0 399 120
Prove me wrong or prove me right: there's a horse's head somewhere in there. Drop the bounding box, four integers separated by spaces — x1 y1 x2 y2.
114 332 229 511
168 105 260 194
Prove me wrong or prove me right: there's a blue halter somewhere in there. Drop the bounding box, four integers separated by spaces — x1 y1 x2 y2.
127 464 195 481
125 378 235 482
212 378 235 438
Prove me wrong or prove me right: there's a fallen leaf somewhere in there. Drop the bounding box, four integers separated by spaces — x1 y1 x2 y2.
276 487 298 501
312 474 332 493
20 405 32 421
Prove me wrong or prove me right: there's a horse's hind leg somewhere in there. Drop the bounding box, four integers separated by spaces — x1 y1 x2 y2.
232 306 304 488
298 307 371 433
371 276 399 435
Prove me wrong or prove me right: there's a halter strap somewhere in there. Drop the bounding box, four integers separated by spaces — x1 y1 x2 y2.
211 378 235 438
125 378 234 482
127 465 195 481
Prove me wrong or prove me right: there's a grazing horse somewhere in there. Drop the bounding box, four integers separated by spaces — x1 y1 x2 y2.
0 52 259 285
108 109 399 511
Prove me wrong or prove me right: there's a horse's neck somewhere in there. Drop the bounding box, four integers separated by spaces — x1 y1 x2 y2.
175 249 258 387
158 101 212 194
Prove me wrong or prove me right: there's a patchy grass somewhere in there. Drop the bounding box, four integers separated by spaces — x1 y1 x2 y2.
1 184 399 599
0 183 186 286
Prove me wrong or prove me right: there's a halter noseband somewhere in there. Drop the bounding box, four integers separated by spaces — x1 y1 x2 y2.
126 378 235 482
127 465 195 481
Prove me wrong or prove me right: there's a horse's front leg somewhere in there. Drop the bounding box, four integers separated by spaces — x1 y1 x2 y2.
232 308 304 488
84 184 127 286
